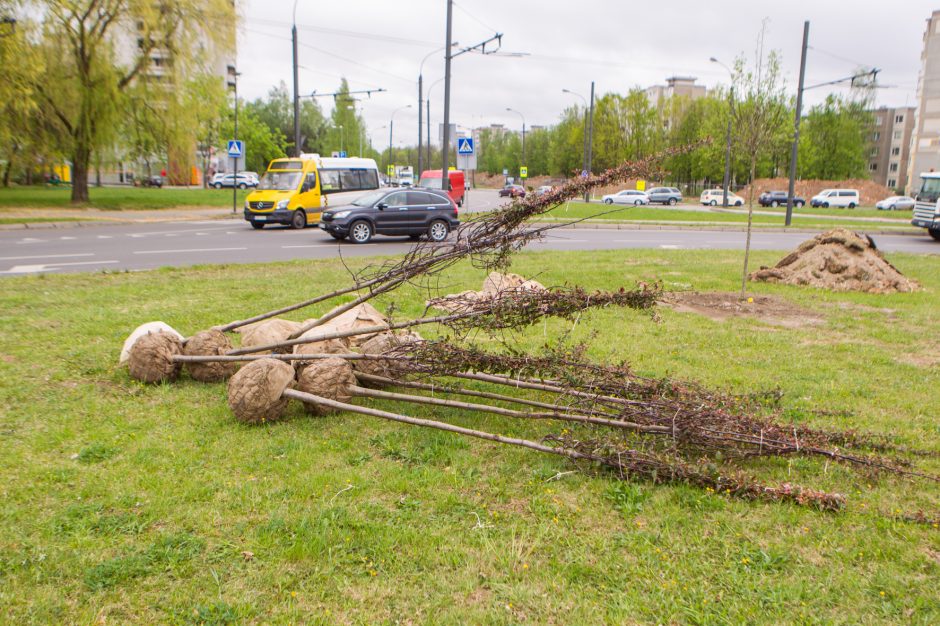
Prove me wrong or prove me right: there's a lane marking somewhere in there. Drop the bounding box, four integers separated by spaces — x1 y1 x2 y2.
659 244 682 249
97 235 113 239
60 236 77 240
0 252 94 261
1 260 118 274
133 247 247 255
16 237 44 243
125 224 235 238
281 244 336 249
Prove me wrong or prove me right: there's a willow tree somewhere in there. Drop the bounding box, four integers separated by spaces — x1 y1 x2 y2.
32 0 235 202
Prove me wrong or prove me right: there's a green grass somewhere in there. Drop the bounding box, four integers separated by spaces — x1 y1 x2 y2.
0 250 938 624
0 186 249 210
0 217 89 225
542 202 914 230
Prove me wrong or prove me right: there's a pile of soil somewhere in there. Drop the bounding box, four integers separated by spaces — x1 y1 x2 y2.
739 178 893 206
749 229 916 294
663 292 823 327
428 272 546 313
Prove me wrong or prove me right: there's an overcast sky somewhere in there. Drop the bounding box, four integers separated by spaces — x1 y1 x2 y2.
238 0 938 152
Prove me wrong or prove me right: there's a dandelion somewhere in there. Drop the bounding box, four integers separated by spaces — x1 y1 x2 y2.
290 591 297 598
522 563 528 570
370 570 377 577
880 591 885 597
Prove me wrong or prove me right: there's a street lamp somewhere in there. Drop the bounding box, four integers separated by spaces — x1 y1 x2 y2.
231 70 242 215
388 104 412 181
505 107 526 172
418 42 458 175
292 0 301 156
710 57 734 208
562 86 594 202
426 77 445 170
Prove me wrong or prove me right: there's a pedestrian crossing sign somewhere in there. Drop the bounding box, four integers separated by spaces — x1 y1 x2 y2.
457 137 474 155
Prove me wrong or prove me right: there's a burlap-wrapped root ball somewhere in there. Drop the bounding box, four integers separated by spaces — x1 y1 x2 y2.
295 357 357 416
238 318 302 353
227 358 295 425
292 331 349 375
353 331 422 382
182 329 238 382
127 331 183 384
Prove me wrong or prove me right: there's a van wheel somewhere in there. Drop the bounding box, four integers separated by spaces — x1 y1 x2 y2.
290 209 307 229
604 198 613 205
929 228 940 241
735 200 743 206
848 203 856 209
349 220 373 244
710 200 717 206
428 220 449 242
213 183 222 189
251 222 265 230
822 202 829 208
238 183 247 189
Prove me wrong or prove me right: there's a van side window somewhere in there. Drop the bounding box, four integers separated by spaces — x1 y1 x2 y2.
304 172 316 191
320 170 341 192
340 169 359 191
360 170 379 190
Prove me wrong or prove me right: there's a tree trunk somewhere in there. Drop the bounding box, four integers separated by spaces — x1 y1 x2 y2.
2 154 12 187
740 156 758 295
71 144 90 203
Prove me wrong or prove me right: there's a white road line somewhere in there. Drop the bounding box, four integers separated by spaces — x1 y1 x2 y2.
97 235 113 239
126 224 235 238
0 252 94 261
16 238 44 244
281 244 335 249
659 244 682 249
133 247 247 255
1 260 118 274
60 236 77 240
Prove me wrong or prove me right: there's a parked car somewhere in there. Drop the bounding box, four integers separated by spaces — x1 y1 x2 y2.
875 195 915 211
141 175 163 188
211 172 259 189
318 188 459 244
700 189 745 206
758 190 805 207
535 185 554 196
498 184 526 198
645 187 682 205
602 189 649 205
810 189 859 208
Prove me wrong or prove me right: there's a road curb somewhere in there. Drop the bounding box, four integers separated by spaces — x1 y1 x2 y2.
0 214 237 231
530 220 924 237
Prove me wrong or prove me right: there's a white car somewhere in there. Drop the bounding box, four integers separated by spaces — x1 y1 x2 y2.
811 189 859 208
602 189 649 206
700 189 744 206
875 195 914 211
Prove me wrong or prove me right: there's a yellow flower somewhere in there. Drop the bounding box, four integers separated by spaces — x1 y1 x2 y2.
522 563 528 569
879 591 885 597
290 591 297 598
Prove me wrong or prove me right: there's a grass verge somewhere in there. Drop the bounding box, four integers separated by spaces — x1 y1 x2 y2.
0 250 937 623
0 186 249 210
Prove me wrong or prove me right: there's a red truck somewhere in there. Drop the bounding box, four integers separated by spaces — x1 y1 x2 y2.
417 169 466 207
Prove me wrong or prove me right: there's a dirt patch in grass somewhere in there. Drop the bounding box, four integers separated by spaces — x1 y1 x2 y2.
663 292 824 327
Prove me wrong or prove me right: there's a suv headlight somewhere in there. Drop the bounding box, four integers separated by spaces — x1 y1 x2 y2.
332 210 351 219
277 199 290 209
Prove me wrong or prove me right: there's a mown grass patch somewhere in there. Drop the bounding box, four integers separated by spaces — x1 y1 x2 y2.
0 249 937 623
0 186 248 210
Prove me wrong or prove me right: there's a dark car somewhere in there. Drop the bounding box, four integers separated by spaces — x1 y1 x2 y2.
645 187 682 205
498 184 526 198
141 175 163 188
319 188 459 244
758 190 805 208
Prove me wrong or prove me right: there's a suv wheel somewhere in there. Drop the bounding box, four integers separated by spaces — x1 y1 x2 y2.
290 209 307 230
428 220 449 242
771 200 779 208
212 183 222 189
238 183 247 189
796 201 804 208
668 198 677 206
349 220 373 244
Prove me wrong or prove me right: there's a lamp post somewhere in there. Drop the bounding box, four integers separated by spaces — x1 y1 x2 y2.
232 70 241 215
418 43 458 176
388 105 412 181
426 77 445 171
505 107 526 174
291 0 301 156
710 57 734 208
563 87 592 201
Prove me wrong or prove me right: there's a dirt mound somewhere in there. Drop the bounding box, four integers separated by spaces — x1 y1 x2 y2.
663 292 823 327
749 229 916 294
739 178 892 206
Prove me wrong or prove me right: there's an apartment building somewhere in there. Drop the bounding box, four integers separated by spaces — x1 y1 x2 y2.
645 76 708 104
907 9 940 193
868 106 914 191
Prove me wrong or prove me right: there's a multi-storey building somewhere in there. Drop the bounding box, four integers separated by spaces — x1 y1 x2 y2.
907 9 940 194
868 106 914 191
645 76 708 104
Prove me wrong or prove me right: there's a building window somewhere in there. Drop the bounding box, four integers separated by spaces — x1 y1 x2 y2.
895 114 904 123
889 162 899 172
870 147 879 157
893 130 903 140
869 163 878 172
891 147 900 156
888 178 897 188
873 131 881 141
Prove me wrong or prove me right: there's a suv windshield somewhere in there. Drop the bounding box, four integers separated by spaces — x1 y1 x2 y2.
258 171 302 191
352 191 386 207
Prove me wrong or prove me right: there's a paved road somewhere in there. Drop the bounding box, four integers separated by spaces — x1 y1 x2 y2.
2 216 937 275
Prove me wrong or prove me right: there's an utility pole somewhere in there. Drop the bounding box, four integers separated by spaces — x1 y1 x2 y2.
291 1 301 157
786 21 810 227
584 81 595 202
710 57 734 208
441 0 454 188
233 70 240 215
417 74 424 173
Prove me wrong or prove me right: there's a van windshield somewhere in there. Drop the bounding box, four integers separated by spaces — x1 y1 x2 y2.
917 178 940 203
259 172 302 191
418 176 442 189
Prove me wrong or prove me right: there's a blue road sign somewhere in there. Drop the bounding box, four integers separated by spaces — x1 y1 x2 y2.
457 137 474 155
227 140 244 158
339 151 347 158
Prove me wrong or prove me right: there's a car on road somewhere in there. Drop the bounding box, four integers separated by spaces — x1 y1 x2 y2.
758 190 805 207
602 189 649 205
645 187 682 205
810 188 859 208
700 189 745 206
498 184 526 198
212 172 259 189
318 188 459 244
141 175 163 188
535 185 554 196
876 195 915 211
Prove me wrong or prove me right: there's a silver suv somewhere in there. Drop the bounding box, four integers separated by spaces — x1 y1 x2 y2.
646 187 682 205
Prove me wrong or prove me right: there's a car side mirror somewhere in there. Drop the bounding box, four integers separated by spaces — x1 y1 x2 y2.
377 202 388 210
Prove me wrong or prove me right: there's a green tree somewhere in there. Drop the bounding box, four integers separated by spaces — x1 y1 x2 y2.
30 0 235 202
798 93 873 179
221 101 286 175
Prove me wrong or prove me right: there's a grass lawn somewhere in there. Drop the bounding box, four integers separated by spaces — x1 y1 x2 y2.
0 250 938 624
544 202 914 230
0 186 249 210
